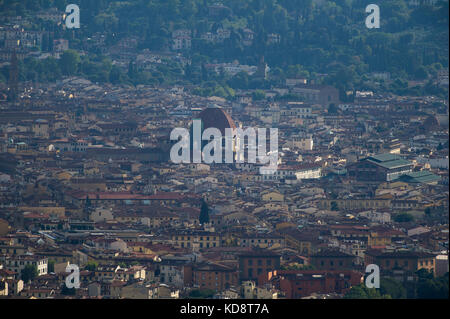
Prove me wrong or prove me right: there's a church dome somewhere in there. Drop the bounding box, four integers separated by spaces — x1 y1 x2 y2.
198 106 236 135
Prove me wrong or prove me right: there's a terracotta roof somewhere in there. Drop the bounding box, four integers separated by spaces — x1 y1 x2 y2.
312 249 354 258
238 249 281 258
68 191 187 201
365 250 436 259
198 107 236 136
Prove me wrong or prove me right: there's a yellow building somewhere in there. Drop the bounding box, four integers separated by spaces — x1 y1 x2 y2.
317 199 391 210
70 178 107 192
0 218 11 236
19 206 66 218
55 171 73 181
32 119 49 138
262 191 284 202
129 243 155 255
365 250 436 275
369 232 391 247
237 234 284 249
171 232 220 249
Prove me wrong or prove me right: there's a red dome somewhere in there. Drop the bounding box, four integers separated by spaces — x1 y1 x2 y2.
198 107 236 135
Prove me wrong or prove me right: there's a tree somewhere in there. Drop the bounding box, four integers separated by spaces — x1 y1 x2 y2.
61 285 76 295
228 71 249 89
128 61 137 82
281 263 315 270
415 66 428 80
189 289 215 298
416 268 434 280
416 272 449 299
48 259 55 273
330 201 339 211
393 212 414 223
252 89 265 100
199 199 210 224
328 103 339 114
21 264 38 283
344 284 391 299
380 277 406 299
85 261 98 271
201 63 208 82
59 50 80 76
109 65 124 84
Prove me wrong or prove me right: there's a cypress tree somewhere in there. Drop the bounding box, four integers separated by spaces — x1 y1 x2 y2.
199 199 210 224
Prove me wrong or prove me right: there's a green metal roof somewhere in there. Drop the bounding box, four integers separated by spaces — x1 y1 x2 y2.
364 153 412 169
370 158 412 169
368 153 401 163
396 171 441 184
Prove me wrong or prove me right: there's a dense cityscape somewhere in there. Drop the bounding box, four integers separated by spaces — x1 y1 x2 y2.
0 0 448 301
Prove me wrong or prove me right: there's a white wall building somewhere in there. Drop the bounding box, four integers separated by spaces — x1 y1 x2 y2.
1 255 48 277
358 210 391 224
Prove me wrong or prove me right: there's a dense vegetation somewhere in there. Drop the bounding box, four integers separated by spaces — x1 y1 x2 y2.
344 270 449 299
20 264 38 283
1 0 448 98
